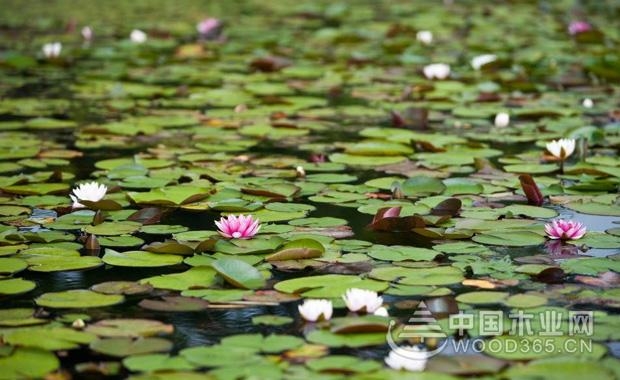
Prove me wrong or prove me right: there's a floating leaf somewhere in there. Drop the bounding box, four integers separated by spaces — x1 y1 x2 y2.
35 290 124 308
90 337 173 357
266 238 325 261
212 258 266 289
85 319 174 338
0 348 59 379
102 249 183 267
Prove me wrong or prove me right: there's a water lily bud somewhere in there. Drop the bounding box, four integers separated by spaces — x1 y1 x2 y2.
391 183 404 199
582 98 593 108
85 234 100 252
494 112 510 128
72 319 86 329
416 30 433 45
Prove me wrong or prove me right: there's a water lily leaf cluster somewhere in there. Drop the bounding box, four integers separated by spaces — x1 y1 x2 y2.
0 0 618 378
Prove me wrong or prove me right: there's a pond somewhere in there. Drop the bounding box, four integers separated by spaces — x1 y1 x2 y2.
0 0 619 379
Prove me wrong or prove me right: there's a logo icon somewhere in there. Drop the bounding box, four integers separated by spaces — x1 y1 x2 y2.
386 301 448 358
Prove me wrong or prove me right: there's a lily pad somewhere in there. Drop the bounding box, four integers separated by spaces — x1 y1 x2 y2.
212 258 266 289
35 290 124 308
102 249 184 267
90 337 173 357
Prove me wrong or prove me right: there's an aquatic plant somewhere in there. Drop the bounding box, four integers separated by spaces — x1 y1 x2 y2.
416 30 433 45
494 112 510 128
384 346 428 372
546 138 576 172
215 214 261 239
423 63 450 79
471 54 497 70
298 299 333 322
545 219 587 240
42 42 62 58
130 29 147 43
568 20 592 35
70 182 108 208
196 17 221 37
342 288 383 313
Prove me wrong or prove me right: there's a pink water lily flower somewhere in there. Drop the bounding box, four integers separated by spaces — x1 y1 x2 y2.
545 219 587 240
215 214 261 239
197 17 221 36
568 21 592 35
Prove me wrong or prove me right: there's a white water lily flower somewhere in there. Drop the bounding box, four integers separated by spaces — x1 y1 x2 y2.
70 181 107 208
471 54 497 70
423 63 450 80
416 30 433 45
295 166 306 177
130 29 147 43
546 138 576 159
343 288 383 313
42 42 62 58
374 306 389 317
298 299 333 322
494 112 510 128
81 26 93 41
385 346 428 372
582 98 594 108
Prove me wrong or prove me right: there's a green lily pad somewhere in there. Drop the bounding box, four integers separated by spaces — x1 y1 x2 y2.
26 255 103 272
128 186 210 206
266 238 325 261
0 257 27 274
455 291 510 305
138 296 210 312
306 329 389 348
0 308 47 326
212 258 266 289
102 249 184 267
90 337 173 357
0 278 36 295
123 354 195 372
473 231 546 246
251 315 293 326
2 326 95 350
0 348 59 379
84 221 142 236
503 358 615 380
367 245 441 262
139 266 217 291
85 319 174 338
275 274 387 297
91 281 154 295
35 290 124 308
306 355 382 373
